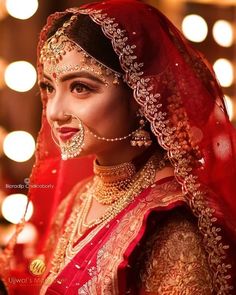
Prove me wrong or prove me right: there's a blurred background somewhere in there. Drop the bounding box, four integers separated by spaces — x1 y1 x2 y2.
0 0 236 253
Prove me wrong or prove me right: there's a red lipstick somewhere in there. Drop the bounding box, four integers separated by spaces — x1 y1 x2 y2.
57 127 80 141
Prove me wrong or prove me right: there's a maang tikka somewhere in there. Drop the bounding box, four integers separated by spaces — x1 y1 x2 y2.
130 110 152 147
51 114 85 160
40 15 122 85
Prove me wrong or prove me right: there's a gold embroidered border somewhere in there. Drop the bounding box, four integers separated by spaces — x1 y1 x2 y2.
74 7 233 294
40 188 113 295
78 180 185 294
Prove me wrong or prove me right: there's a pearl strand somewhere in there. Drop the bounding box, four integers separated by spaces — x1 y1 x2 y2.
65 153 161 259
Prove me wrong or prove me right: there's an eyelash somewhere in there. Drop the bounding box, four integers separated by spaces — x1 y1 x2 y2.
70 81 92 94
39 81 54 94
39 81 93 95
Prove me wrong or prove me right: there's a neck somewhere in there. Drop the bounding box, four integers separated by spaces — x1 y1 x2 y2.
92 145 162 205
95 144 154 166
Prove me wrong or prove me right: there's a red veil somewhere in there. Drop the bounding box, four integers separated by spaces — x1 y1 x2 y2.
2 0 236 294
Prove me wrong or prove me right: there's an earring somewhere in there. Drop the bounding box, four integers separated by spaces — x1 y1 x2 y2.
51 115 85 160
112 74 120 85
130 111 152 147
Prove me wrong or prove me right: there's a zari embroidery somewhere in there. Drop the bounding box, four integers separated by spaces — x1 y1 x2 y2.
75 8 232 294
140 212 214 294
78 180 185 294
43 182 82 261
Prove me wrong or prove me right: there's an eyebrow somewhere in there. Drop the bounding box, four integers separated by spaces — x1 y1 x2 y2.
42 71 105 84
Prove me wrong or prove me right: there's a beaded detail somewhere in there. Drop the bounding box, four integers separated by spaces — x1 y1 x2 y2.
40 15 77 65
48 153 162 278
92 160 136 205
51 116 85 161
40 14 122 85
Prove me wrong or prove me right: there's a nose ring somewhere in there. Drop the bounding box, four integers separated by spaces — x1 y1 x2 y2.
63 113 71 119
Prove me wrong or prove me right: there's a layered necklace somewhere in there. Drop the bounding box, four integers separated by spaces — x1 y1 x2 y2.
48 152 167 279
92 160 137 205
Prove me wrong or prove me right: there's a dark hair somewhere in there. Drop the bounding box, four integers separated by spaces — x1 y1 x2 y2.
46 13 123 73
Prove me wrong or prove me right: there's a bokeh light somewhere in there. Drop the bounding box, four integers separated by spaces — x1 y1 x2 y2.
213 58 234 87
0 0 7 21
17 223 38 244
182 14 208 42
3 131 35 162
213 20 233 47
0 126 7 157
0 58 7 89
0 189 6 218
4 61 37 92
1 194 33 224
6 0 38 20
224 95 234 121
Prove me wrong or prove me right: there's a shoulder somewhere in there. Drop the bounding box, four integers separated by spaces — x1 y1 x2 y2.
140 209 214 294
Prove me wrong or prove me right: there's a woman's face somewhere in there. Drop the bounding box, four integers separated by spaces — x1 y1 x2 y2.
39 48 138 160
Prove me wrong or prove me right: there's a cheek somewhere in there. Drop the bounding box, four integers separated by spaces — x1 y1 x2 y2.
83 103 123 133
45 103 52 125
81 92 129 127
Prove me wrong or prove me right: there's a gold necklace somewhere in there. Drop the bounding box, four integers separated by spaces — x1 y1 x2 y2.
48 153 167 278
92 160 136 205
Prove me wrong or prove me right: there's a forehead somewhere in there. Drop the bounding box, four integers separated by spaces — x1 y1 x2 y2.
43 48 103 78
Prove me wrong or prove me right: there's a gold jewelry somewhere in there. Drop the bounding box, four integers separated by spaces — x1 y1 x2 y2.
87 127 139 142
130 111 152 147
68 154 161 262
92 160 136 205
40 15 78 65
44 64 109 85
50 110 148 161
51 116 85 160
69 113 146 143
40 15 122 85
45 153 167 284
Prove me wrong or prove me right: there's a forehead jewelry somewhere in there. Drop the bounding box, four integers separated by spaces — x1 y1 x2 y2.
40 15 122 85
44 64 109 85
40 15 78 66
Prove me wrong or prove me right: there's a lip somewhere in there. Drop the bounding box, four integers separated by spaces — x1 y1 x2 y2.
56 127 80 142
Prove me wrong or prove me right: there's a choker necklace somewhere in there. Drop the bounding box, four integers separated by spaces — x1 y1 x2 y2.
92 160 136 205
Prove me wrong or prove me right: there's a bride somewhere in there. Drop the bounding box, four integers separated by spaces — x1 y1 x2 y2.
2 0 236 294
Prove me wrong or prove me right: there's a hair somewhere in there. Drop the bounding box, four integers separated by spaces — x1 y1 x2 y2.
46 13 123 74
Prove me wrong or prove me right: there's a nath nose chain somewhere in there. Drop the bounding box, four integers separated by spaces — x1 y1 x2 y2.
51 115 85 160
51 112 152 161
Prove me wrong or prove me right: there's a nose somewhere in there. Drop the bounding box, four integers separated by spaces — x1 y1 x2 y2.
46 92 70 124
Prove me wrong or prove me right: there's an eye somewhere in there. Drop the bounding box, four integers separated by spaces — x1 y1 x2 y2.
70 81 92 94
39 81 54 94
